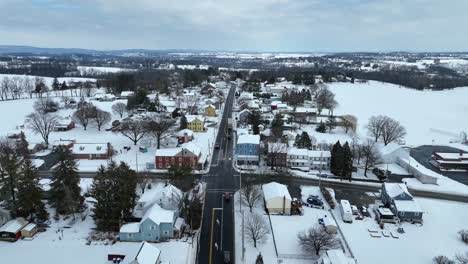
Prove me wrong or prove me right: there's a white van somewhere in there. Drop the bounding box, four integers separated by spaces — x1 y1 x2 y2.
340 200 353 223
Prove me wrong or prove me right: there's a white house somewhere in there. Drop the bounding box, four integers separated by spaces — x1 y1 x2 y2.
287 148 331 171
262 182 292 215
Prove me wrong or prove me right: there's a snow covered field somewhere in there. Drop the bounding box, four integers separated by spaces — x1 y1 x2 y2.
329 81 468 146
0 73 96 88
336 198 468 264
77 66 136 75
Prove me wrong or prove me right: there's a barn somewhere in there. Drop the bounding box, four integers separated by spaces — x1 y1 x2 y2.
0 218 28 242
262 182 292 215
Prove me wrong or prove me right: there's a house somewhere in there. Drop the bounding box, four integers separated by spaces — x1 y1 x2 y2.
120 91 135 98
262 182 291 215
94 93 116 102
0 218 28 242
236 134 260 165
201 83 216 95
134 184 182 218
266 142 288 169
186 115 205 132
287 148 331 171
52 139 75 149
237 109 251 125
204 104 217 117
72 143 112 159
119 204 175 242
0 208 10 227
317 249 357 264
431 151 468 171
129 241 161 264
54 118 75 131
381 183 423 223
154 145 204 170
175 129 194 143
21 223 38 238
27 143 46 154
291 107 317 123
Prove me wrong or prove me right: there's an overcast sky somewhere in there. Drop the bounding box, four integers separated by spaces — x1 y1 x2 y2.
1 0 467 52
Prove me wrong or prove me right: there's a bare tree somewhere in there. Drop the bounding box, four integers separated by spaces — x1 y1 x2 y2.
433 255 455 264
297 225 340 256
24 77 35 98
25 111 59 146
33 98 58 113
266 142 287 170
146 115 176 149
381 117 406 145
72 103 96 130
116 120 148 145
112 102 127 118
361 139 381 176
341 115 357 134
456 251 468 264
244 212 270 248
93 108 111 131
240 181 262 212
367 115 387 142
315 86 337 115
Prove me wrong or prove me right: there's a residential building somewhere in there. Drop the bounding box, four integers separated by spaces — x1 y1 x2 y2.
119 204 175 242
204 104 217 117
186 115 205 132
71 143 112 159
287 148 331 170
262 182 291 215
381 183 423 223
135 184 182 218
0 218 28 242
431 151 468 171
237 109 251 125
236 134 260 165
120 91 135 98
175 129 194 143
54 118 75 131
21 223 38 238
154 143 207 170
129 242 161 264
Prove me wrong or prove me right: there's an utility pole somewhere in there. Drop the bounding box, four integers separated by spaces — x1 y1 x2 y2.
239 172 242 211
318 151 323 188
135 150 139 174
242 210 245 262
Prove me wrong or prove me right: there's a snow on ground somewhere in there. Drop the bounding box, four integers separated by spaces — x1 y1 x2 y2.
301 126 353 145
0 73 96 88
329 81 468 146
336 198 468 264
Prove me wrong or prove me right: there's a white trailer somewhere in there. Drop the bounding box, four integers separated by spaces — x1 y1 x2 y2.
340 200 353 223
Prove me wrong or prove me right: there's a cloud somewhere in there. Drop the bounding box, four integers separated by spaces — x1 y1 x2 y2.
0 0 467 51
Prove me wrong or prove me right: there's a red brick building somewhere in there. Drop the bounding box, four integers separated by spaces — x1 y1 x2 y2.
155 148 199 170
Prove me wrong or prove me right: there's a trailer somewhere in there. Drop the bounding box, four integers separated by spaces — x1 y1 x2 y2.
340 200 353 223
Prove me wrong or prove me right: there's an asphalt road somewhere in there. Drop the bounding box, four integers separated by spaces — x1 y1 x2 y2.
411 145 468 185
198 83 238 264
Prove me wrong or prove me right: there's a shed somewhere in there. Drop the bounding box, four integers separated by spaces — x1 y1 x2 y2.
262 182 292 215
0 218 28 241
21 223 38 238
129 241 161 264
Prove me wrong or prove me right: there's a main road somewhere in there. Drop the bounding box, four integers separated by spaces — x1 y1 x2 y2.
197 83 238 264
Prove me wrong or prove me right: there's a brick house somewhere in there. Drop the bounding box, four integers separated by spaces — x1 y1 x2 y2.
155 148 199 170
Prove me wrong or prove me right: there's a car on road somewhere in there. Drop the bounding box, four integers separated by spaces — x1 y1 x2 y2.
306 196 323 207
351 205 359 215
215 143 220 149
360 206 370 217
224 192 231 201
224 250 231 263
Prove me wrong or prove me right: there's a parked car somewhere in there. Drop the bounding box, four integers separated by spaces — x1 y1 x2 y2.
351 205 359 215
215 143 220 149
224 192 231 201
360 206 370 217
307 196 323 207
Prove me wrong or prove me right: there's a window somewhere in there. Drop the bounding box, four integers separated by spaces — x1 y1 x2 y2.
415 212 420 216
151 225 156 230
128 233 133 238
163 230 170 236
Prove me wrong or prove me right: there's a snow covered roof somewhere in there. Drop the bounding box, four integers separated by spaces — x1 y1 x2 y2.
393 200 423 213
72 143 108 155
155 147 182 157
142 204 175 225
262 182 291 201
434 152 468 160
175 129 194 137
182 142 207 163
132 241 161 264
186 115 205 123
0 218 27 233
119 222 140 233
295 107 317 113
237 128 249 136
22 223 37 232
237 134 260 145
383 183 413 199
322 249 356 264
120 91 135 97
287 148 331 158
174 217 185 230
204 104 216 109
239 108 251 115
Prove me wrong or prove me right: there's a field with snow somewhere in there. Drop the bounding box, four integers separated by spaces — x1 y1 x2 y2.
77 66 136 75
336 198 468 264
329 81 468 146
0 73 96 88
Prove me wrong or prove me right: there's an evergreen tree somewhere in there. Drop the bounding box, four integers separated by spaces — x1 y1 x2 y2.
180 114 188 130
115 162 137 221
16 132 30 159
91 163 119 231
330 141 344 176
0 142 22 210
52 77 60 91
342 142 354 181
271 113 284 138
248 111 262 135
49 146 81 215
256 253 264 264
17 159 48 221
60 81 68 91
316 121 327 133
294 134 301 147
